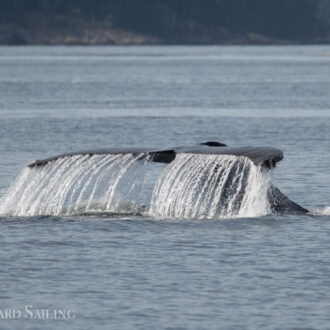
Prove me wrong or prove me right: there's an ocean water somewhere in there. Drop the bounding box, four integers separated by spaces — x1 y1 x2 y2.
0 45 329 329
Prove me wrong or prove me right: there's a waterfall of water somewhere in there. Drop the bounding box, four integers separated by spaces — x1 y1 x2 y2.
149 153 271 219
0 153 151 216
0 152 272 218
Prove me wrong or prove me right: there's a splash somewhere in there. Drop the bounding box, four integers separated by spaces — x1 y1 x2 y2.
323 207 330 215
0 153 272 218
309 206 330 216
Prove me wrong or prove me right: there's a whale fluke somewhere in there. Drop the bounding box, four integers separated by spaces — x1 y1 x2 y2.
27 142 283 169
5 141 306 217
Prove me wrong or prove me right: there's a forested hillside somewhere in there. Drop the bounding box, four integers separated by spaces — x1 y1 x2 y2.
0 0 329 44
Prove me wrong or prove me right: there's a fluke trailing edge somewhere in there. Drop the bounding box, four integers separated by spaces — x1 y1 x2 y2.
28 141 283 169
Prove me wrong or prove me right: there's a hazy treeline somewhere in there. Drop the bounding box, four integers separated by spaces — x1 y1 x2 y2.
0 0 330 42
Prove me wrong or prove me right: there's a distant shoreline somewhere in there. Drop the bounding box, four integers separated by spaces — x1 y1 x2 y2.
1 23 330 46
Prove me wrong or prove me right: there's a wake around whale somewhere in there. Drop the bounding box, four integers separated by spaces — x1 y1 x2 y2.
0 142 308 218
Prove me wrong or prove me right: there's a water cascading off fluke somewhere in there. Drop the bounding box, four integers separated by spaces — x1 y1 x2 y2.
0 153 154 216
0 143 308 218
149 154 272 219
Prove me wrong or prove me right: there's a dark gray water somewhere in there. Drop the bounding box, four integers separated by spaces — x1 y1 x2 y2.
0 46 329 329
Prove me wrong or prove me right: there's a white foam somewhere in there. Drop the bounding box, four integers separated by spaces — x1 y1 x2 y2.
323 207 330 215
309 206 330 216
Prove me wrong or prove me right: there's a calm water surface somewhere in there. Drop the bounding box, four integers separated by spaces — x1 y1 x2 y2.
0 46 329 329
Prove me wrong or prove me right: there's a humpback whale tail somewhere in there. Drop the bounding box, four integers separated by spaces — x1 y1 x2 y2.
0 142 307 218
27 141 283 168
